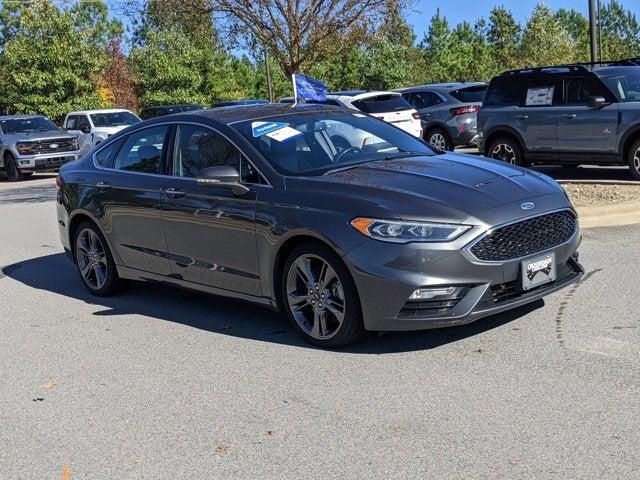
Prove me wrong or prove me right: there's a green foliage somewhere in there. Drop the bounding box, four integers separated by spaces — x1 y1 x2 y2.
600 0 640 60
520 4 579 67
487 7 521 72
0 0 108 121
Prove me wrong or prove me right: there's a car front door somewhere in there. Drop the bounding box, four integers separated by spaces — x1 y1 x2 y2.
516 77 562 162
160 123 262 296
556 76 620 162
91 125 172 275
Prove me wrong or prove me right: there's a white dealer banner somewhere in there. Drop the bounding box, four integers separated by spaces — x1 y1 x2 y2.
525 86 555 106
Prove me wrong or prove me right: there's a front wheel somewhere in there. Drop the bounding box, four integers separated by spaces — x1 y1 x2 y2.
74 221 126 296
628 138 640 181
4 153 24 182
487 137 527 166
282 243 364 348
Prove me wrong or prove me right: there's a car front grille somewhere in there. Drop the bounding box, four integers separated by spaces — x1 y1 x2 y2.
470 210 577 262
25 138 77 154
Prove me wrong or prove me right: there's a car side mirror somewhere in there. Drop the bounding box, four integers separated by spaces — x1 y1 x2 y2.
588 96 609 109
196 165 249 195
80 125 91 134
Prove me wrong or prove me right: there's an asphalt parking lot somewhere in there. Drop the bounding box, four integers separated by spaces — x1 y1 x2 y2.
1 174 639 479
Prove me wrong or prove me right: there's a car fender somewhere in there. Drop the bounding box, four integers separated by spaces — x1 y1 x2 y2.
619 120 640 159
481 125 528 155
66 208 124 265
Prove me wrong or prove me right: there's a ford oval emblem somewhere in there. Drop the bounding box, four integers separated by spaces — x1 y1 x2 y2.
49 143 59 149
521 202 535 210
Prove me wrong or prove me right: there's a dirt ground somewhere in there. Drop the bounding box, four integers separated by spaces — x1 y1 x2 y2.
564 183 640 207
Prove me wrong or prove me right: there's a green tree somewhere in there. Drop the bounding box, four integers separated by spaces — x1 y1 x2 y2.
555 8 590 62
487 6 521 72
0 0 107 120
520 4 579 67
420 9 453 83
599 0 640 60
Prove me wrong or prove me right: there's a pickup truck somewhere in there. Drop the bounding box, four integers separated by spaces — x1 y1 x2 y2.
63 109 141 154
1 115 80 182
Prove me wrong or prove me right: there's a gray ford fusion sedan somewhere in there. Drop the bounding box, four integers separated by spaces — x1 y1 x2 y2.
56 104 583 347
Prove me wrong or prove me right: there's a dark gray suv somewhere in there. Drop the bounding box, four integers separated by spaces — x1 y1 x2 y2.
478 63 640 179
396 83 487 150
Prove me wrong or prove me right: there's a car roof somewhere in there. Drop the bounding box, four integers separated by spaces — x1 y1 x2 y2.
66 109 133 116
0 114 46 120
191 103 346 125
592 65 640 76
395 82 487 92
143 104 203 109
329 90 367 96
330 91 401 102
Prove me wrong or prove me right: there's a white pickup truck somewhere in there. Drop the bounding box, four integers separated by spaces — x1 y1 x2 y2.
63 109 141 154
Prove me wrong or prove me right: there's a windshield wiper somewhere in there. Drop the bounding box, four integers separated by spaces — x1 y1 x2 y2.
323 163 365 175
383 151 428 161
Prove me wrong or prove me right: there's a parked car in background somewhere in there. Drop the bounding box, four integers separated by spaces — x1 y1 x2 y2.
279 91 422 138
396 82 487 151
478 62 640 179
64 109 140 154
211 99 269 108
56 103 583 348
140 104 204 120
1 115 80 181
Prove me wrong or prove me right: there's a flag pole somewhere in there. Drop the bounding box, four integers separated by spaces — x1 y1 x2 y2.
292 73 298 107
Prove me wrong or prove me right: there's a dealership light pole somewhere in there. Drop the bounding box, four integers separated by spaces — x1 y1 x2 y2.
588 0 599 62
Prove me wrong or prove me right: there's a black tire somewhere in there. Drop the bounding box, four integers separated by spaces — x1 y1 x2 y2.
4 152 24 182
281 242 364 348
487 136 528 166
628 138 640 181
425 127 454 151
73 221 127 296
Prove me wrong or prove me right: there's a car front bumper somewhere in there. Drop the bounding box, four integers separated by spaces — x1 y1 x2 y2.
344 209 583 332
16 153 79 172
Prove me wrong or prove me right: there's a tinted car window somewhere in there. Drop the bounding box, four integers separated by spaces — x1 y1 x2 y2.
172 124 262 183
95 138 124 168
484 78 524 107
65 115 78 130
0 117 59 133
450 86 487 103
113 126 168 173
409 92 435 109
77 115 90 131
565 77 609 105
90 112 140 127
352 95 412 113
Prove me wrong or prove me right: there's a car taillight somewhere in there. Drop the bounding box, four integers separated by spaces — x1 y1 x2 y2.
56 174 64 189
449 105 480 116
412 112 421 120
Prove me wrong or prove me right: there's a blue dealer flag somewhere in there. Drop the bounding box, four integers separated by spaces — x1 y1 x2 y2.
293 73 328 102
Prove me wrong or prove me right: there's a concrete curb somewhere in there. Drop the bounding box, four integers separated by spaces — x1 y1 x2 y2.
558 179 640 186
576 201 640 229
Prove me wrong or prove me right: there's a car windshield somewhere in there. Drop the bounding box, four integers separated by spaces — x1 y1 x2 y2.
1 117 58 134
90 111 140 127
234 110 436 176
602 74 640 102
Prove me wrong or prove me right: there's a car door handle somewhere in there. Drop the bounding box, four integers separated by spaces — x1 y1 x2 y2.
515 114 528 120
95 181 111 190
562 114 577 119
162 187 185 198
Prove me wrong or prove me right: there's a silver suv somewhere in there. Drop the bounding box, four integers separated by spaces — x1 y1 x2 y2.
478 63 640 180
1 115 80 181
396 82 487 150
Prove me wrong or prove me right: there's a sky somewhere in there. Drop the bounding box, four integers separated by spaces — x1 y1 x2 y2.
406 0 592 40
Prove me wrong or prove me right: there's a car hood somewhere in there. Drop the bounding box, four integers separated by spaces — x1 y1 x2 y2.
287 153 565 223
92 126 129 136
11 130 76 141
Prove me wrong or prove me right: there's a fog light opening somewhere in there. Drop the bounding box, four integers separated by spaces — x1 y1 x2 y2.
409 286 458 301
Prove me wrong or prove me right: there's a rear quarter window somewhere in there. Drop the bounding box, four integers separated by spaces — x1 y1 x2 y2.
484 78 525 107
450 86 487 103
352 95 412 114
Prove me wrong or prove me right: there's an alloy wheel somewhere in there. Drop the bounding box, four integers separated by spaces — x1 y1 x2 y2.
491 143 517 164
634 146 640 175
429 132 447 151
286 254 346 341
75 228 108 290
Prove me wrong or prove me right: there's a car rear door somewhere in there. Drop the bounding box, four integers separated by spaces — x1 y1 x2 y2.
556 76 620 162
160 123 262 296
91 125 172 275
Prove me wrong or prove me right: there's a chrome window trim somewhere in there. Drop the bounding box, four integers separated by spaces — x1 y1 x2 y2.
461 208 579 265
91 120 272 188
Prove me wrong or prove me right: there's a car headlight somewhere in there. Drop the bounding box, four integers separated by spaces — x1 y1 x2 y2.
350 218 471 243
16 142 34 155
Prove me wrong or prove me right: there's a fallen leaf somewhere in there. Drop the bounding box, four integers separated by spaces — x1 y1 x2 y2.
61 465 71 480
44 382 57 391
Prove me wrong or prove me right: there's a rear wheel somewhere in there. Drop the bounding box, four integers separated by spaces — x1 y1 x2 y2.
487 136 527 166
628 138 640 181
4 153 24 182
74 221 126 296
426 128 453 151
282 242 364 348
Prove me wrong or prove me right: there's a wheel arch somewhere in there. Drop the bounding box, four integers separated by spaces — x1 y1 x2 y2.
483 126 526 157
67 210 118 264
620 125 640 163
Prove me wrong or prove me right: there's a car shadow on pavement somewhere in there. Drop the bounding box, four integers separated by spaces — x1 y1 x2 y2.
2 253 544 354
